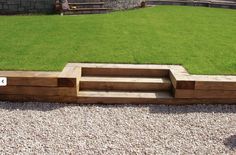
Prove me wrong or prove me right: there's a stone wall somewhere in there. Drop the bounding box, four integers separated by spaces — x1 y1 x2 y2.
0 0 55 14
104 0 143 10
0 0 144 14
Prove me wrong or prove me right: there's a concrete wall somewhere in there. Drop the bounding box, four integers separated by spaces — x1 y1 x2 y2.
0 0 55 14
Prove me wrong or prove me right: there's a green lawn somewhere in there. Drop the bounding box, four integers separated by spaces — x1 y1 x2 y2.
0 6 235 74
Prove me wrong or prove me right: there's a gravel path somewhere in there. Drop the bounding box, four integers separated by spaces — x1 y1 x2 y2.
0 102 236 154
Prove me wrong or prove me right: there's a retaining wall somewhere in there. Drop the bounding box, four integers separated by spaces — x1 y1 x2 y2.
0 63 236 104
0 0 55 14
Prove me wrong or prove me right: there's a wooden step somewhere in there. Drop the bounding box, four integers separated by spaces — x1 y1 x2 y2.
66 63 171 77
69 8 110 11
69 2 104 5
82 67 169 77
69 2 105 9
68 0 104 2
77 91 173 104
66 8 111 14
80 77 172 91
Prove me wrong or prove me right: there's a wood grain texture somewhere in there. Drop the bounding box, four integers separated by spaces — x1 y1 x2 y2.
67 63 174 77
0 86 76 96
58 66 81 88
0 94 77 103
176 81 195 89
7 77 58 87
0 71 60 77
1 94 235 105
66 63 177 69
1 63 236 104
0 71 59 87
77 91 173 104
78 91 173 99
80 77 171 91
174 89 236 99
195 81 236 91
82 68 169 77
59 66 81 78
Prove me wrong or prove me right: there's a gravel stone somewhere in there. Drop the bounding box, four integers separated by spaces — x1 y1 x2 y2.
0 102 236 154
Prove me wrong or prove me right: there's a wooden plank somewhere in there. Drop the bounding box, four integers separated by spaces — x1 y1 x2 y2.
195 81 236 91
176 81 195 89
77 91 172 104
82 68 169 77
57 78 77 87
7 77 58 87
77 91 236 104
169 71 177 88
174 89 236 99
170 66 236 91
0 86 76 96
80 77 171 83
80 77 171 91
66 63 176 69
169 65 191 89
191 75 236 90
58 66 81 88
0 71 59 87
0 71 60 77
69 8 111 11
59 66 81 78
0 95 77 103
77 97 170 104
68 2 105 5
191 75 236 82
2 94 235 105
78 91 173 99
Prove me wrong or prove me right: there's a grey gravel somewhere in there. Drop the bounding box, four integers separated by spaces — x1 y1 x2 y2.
0 102 236 154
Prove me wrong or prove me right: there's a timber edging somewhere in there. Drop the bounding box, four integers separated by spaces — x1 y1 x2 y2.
0 63 236 104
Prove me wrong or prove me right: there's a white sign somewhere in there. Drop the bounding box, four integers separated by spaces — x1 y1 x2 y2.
0 77 7 86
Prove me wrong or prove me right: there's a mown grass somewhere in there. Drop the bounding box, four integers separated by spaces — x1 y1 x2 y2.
0 6 235 74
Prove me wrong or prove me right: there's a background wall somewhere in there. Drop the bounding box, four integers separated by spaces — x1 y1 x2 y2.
0 0 144 14
104 0 143 10
0 0 55 14
0 0 235 14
